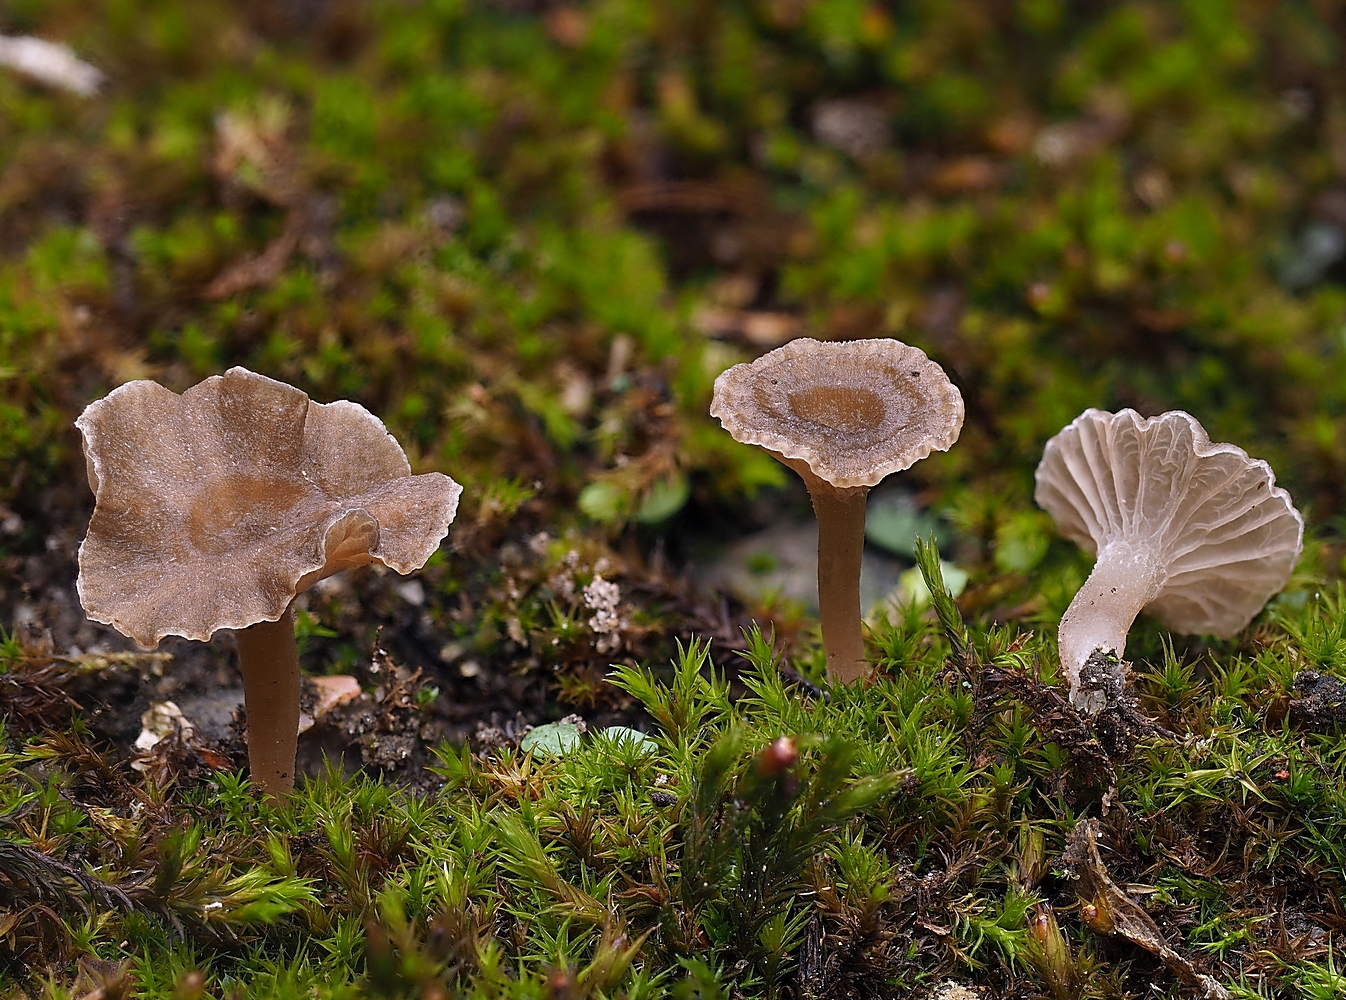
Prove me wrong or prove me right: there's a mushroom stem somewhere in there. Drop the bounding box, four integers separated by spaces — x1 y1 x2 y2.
235 604 301 798
1057 540 1162 714
799 469 871 683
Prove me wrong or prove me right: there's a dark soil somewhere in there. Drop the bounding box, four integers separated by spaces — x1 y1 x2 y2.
0 457 775 796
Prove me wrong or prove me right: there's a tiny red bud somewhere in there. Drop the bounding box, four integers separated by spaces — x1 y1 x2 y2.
1028 909 1051 944
546 967 577 1000
758 736 797 776
173 971 206 1000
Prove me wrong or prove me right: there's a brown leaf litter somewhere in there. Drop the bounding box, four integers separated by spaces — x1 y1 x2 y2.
1065 818 1231 1000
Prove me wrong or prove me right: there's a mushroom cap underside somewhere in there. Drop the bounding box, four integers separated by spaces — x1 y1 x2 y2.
76 367 462 646
1034 407 1303 636
709 337 964 488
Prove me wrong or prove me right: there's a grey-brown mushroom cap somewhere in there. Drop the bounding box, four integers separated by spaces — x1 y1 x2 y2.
1034 408 1304 637
76 367 462 647
709 338 964 489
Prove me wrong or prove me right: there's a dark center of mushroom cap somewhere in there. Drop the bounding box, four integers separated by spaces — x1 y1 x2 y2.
748 361 922 453
787 385 889 434
713 338 964 489
188 472 318 555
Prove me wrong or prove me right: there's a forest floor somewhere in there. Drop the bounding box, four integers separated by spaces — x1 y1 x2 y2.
3 1 1346 997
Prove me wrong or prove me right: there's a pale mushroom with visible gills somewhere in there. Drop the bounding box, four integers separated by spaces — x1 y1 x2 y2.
1034 408 1303 714
76 367 462 797
711 338 964 683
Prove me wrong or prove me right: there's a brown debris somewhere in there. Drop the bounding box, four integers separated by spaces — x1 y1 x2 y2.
304 673 362 725
1033 92 1130 169
1289 669 1346 729
0 625 172 735
211 102 301 207
0 656 80 732
979 659 1116 790
70 957 135 1000
298 646 443 783
0 839 136 922
130 701 235 790
472 711 537 751
202 208 302 300
1076 649 1175 759
617 181 767 217
1064 819 1231 1000
543 6 588 47
928 157 1004 196
692 306 803 348
204 102 339 299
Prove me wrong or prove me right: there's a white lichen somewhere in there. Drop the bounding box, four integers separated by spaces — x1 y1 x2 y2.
0 35 104 96
584 575 625 654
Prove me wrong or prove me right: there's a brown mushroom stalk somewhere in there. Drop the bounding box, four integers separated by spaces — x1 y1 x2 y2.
1036 409 1303 714
234 605 301 794
788 463 870 679
711 338 964 683
76 367 462 797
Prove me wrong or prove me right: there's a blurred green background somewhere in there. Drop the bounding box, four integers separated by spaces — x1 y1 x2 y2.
5 0 1346 645
7 4 1346 994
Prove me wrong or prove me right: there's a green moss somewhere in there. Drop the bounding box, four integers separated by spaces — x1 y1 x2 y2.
5 0 1346 993
2 564 1344 995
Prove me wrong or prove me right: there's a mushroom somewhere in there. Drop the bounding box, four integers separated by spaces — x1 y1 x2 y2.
1035 408 1303 713
76 367 462 796
710 338 964 682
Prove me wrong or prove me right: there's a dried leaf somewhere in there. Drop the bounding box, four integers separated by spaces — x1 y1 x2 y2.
1064 819 1231 1000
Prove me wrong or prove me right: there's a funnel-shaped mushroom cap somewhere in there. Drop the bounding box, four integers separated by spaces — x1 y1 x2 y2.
1035 408 1303 636
710 338 964 489
77 367 462 647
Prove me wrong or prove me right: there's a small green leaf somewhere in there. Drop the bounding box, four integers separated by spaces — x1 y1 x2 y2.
599 726 657 753
520 722 582 757
893 561 968 607
578 481 626 522
637 472 689 523
865 494 939 556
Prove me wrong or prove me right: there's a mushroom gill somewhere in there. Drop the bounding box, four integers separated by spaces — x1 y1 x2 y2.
1035 408 1303 714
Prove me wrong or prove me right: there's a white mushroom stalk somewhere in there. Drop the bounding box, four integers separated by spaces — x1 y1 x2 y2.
1056 539 1161 702
1036 409 1303 714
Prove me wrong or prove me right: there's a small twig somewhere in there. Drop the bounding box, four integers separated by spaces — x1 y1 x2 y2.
0 839 137 917
1065 819 1231 1000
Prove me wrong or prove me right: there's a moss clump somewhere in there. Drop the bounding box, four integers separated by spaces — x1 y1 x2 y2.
0 553 1343 996
3 0 1346 996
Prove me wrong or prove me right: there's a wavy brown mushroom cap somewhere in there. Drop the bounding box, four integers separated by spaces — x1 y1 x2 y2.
76 367 462 647
1035 408 1303 637
709 337 964 487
